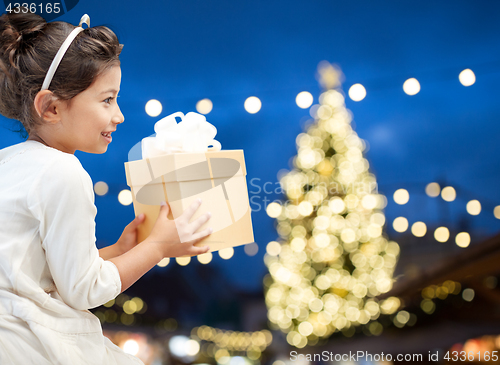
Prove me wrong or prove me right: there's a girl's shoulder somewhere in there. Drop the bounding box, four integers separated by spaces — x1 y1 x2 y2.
0 140 88 184
0 140 79 166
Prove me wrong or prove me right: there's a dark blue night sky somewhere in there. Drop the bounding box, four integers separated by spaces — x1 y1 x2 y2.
1 0 499 292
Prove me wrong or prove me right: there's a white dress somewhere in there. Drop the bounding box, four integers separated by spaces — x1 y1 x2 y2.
0 140 143 365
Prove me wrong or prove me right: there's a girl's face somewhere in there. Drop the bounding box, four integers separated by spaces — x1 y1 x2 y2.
53 65 124 154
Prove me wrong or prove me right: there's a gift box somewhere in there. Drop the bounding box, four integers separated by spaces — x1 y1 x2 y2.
124 113 254 254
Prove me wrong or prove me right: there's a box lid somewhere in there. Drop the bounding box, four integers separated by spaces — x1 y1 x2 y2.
125 150 247 186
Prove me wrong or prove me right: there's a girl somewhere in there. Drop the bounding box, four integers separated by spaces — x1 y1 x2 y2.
0 11 212 365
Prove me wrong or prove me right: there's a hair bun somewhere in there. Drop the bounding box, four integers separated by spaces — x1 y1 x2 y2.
0 12 47 67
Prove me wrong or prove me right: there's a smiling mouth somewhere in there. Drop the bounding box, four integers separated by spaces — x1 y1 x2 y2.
101 132 112 143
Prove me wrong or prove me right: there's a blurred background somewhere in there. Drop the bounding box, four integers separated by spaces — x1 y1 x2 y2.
1 0 500 364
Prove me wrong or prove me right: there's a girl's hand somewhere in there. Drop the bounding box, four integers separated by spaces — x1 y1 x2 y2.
147 199 212 258
115 213 146 255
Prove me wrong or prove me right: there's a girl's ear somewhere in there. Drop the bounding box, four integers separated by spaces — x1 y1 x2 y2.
33 90 61 124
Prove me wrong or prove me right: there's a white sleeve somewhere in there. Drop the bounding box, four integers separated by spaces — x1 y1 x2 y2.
27 154 122 310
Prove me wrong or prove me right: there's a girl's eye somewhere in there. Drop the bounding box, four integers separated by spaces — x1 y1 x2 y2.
104 97 115 104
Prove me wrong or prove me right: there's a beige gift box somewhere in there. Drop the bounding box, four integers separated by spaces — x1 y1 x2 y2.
124 150 254 253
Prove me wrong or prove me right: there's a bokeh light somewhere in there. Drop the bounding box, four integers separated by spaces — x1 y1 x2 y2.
94 181 109 196
462 288 475 302
296 91 314 109
329 197 346 214
123 300 138 315
403 78 420 95
197 252 213 264
361 194 377 209
176 257 191 266
118 189 133 206
157 258 170 267
123 339 139 355
244 97 262 114
441 186 456 202
426 182 440 197
266 202 282 218
459 69 476 86
244 242 259 256
348 83 366 101
219 247 234 260
266 241 281 256
495 206 500 219
421 299 435 314
393 217 409 232
395 310 410 325
434 227 450 242
169 336 191 358
196 98 213 114
466 200 481 215
393 189 409 205
145 99 162 117
456 232 471 248
411 221 427 237
185 339 200 356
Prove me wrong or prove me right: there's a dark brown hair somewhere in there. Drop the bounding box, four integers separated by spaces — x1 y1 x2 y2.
0 11 123 138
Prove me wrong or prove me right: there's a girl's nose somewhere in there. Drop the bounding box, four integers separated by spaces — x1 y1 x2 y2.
113 104 125 124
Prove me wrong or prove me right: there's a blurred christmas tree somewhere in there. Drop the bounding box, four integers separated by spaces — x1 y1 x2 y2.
263 62 400 348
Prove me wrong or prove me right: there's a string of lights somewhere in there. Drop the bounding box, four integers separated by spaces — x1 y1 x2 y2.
387 183 498 248
138 60 500 118
190 326 273 361
376 279 482 333
92 293 273 362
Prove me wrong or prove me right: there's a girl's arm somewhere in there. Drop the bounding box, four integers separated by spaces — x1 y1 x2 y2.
98 245 123 260
29 155 128 310
109 200 212 292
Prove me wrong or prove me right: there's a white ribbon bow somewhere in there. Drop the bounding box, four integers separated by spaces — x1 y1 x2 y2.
141 112 222 158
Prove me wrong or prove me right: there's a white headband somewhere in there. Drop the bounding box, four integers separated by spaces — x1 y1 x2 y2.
41 14 90 91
